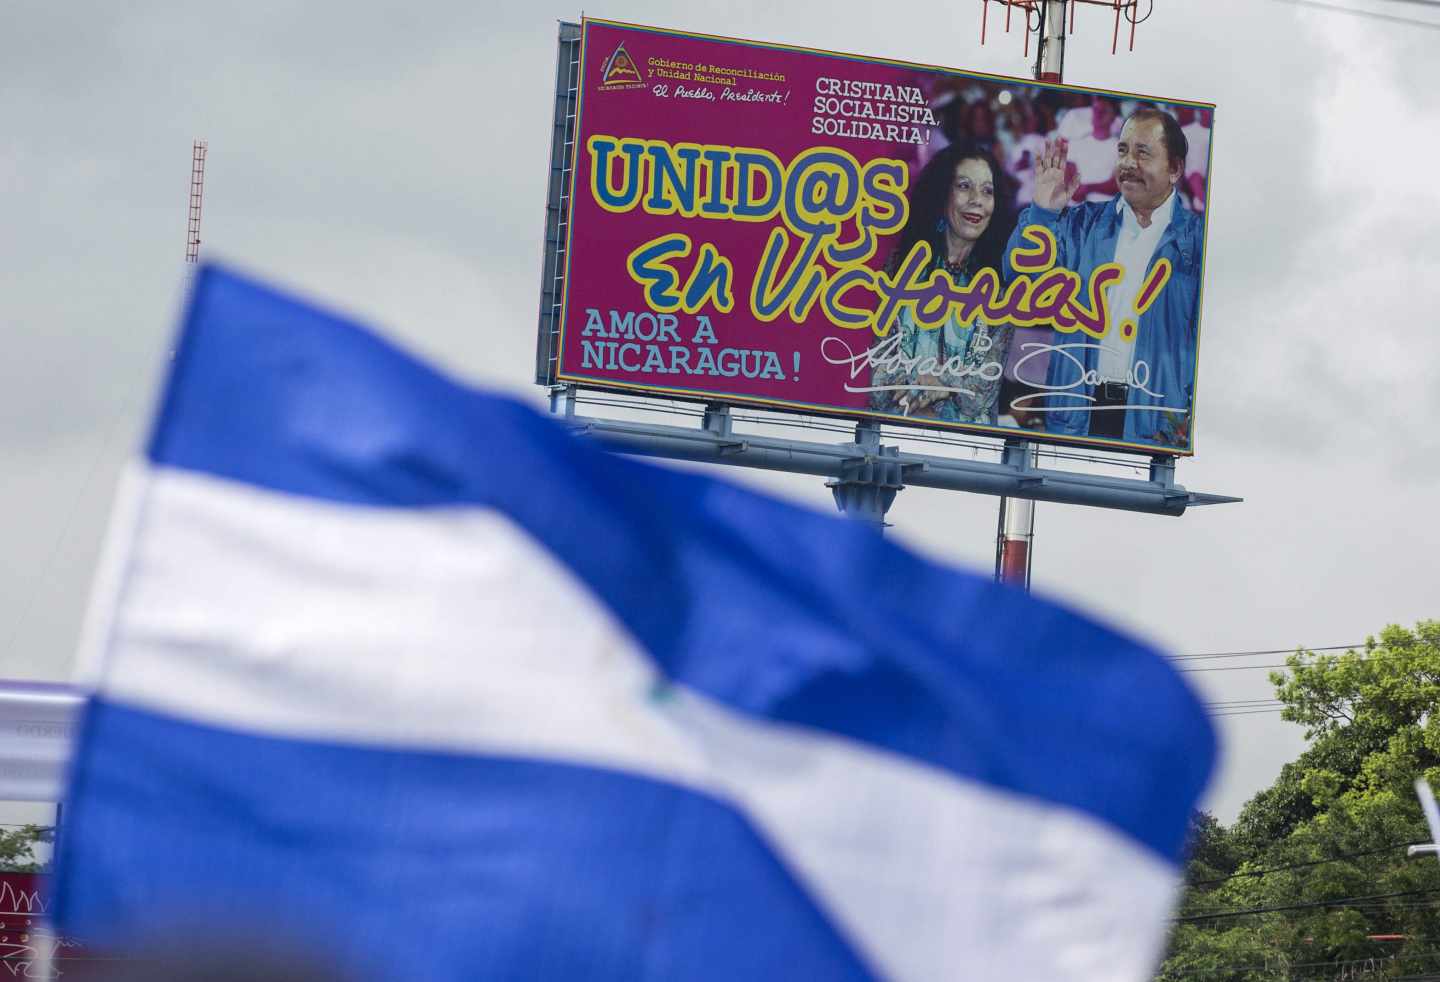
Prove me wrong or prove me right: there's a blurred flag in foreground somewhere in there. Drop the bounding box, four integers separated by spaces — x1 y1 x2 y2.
54 266 1214 981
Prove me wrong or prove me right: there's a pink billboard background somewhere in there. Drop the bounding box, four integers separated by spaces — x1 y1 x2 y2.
554 19 1214 453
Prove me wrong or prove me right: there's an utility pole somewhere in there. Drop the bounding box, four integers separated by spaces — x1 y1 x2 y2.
1034 0 1069 82
995 1 1066 590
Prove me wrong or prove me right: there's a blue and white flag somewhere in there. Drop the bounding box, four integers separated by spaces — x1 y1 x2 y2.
55 266 1214 980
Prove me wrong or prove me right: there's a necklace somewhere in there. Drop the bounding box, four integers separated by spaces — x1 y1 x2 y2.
941 256 972 280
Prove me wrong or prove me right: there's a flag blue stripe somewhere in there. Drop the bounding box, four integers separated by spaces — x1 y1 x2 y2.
141 265 1213 862
55 700 876 981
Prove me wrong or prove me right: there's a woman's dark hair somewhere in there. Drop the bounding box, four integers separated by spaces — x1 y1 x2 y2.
886 142 1016 278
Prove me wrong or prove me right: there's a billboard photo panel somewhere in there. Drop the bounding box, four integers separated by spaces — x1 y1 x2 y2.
548 19 1216 455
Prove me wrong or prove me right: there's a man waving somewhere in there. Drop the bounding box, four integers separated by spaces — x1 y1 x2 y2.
1005 107 1205 450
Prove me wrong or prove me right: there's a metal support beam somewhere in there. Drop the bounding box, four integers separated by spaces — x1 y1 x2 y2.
548 384 578 419
826 422 902 527
1149 455 1176 487
534 23 583 386
702 402 732 437
568 414 1241 517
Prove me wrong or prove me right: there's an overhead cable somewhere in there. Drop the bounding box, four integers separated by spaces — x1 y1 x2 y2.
1175 887 1440 922
1187 841 1426 886
1174 644 1365 662
1271 0 1440 30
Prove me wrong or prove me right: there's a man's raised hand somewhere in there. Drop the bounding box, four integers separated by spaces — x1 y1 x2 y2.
1032 137 1080 211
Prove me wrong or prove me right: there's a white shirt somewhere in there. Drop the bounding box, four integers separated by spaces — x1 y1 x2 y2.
1097 191 1173 382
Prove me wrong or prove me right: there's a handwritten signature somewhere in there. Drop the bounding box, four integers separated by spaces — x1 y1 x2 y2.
819 331 1000 397
820 336 1173 414
1009 342 1167 412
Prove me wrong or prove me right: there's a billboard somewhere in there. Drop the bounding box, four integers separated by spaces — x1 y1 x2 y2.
541 19 1215 455
0 872 106 978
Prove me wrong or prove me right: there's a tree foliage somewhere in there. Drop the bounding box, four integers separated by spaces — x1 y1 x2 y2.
0 823 53 873
1159 622 1440 981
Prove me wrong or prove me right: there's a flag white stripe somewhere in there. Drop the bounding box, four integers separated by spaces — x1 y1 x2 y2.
97 468 1177 981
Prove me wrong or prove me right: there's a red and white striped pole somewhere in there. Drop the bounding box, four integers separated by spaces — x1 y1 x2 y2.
996 487 1035 588
997 2 1065 590
1034 0 1068 83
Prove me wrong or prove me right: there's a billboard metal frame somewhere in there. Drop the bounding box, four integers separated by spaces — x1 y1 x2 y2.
536 20 1239 525
549 386 1238 522
534 22 582 387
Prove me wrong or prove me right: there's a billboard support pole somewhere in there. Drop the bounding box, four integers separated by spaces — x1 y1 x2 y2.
1150 456 1176 488
827 421 902 528
549 383 578 419
1034 0 1068 83
997 438 1038 588
997 0 1067 589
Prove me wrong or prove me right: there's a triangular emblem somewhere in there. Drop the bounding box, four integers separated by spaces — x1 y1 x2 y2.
599 42 644 88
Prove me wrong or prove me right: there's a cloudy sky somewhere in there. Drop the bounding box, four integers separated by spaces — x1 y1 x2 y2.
4 0 1439 822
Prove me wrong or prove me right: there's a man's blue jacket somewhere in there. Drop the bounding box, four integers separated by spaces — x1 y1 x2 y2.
1003 193 1204 450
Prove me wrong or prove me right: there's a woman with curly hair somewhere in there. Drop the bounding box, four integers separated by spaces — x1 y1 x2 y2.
869 141 1017 425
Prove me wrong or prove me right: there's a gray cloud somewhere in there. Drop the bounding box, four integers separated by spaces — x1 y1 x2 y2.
4 0 1439 825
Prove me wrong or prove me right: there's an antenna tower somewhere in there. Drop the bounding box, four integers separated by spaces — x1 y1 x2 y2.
980 0 1152 72
185 140 208 265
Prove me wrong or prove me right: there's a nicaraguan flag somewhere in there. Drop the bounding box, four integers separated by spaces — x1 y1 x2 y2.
54 266 1214 981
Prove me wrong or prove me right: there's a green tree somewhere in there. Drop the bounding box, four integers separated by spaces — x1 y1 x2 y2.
0 823 53 873
1158 622 1440 981
1185 811 1240 885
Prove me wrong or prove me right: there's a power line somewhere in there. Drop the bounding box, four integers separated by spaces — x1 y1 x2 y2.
1178 648 1435 673
1175 644 1366 662
1171 947 1440 981
1175 887 1440 922
1183 661 1319 673
1271 0 1440 30
1206 699 1287 716
1188 841 1425 886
